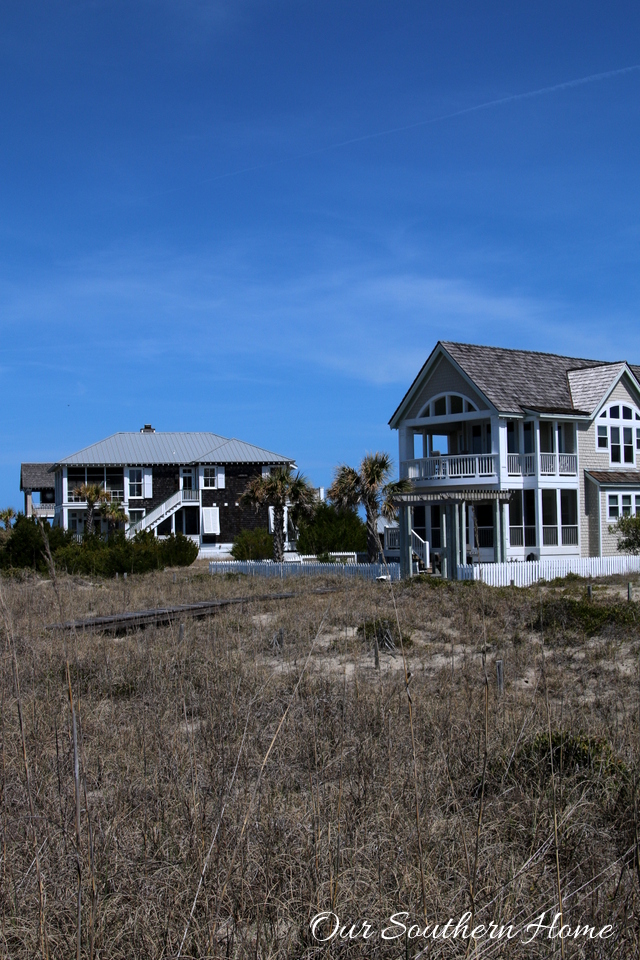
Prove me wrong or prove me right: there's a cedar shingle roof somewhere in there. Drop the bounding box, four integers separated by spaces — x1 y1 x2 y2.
586 470 640 486
441 342 605 414
20 463 54 491
389 342 640 425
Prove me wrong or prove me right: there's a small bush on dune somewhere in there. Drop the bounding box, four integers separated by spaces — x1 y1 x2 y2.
53 530 198 576
231 528 273 561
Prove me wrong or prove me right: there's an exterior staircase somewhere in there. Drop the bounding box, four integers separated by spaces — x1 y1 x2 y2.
127 489 199 538
410 530 429 570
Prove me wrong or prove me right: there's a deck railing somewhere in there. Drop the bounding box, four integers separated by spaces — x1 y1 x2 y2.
403 454 496 481
403 451 576 482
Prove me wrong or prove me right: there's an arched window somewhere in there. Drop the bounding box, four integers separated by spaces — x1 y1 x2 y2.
419 394 478 418
597 403 640 465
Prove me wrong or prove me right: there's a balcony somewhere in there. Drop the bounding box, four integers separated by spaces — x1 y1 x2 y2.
540 453 578 476
402 454 497 483
32 503 55 517
507 454 536 476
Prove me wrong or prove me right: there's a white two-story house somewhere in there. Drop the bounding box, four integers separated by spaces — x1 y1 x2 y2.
389 342 640 577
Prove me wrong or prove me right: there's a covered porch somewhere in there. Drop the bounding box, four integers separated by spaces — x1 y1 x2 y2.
394 489 512 580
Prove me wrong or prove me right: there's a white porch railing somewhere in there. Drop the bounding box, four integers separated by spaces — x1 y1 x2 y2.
507 454 536 476
411 530 429 568
384 527 400 551
559 454 578 475
402 454 496 481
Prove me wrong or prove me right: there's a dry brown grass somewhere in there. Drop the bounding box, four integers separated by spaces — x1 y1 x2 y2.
0 566 639 957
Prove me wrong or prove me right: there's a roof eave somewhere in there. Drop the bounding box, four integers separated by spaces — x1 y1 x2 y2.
388 342 496 428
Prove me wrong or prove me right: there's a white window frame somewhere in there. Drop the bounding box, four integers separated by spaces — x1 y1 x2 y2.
129 468 143 499
203 467 217 488
608 494 619 520
596 403 640 466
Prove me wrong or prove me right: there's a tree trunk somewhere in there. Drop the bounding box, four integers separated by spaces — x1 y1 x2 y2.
272 505 285 562
85 504 94 537
365 507 382 563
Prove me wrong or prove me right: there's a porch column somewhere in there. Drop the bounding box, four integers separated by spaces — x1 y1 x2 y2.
460 500 467 566
452 502 460 579
399 504 413 579
493 499 502 563
24 489 32 517
502 501 509 558
441 504 448 579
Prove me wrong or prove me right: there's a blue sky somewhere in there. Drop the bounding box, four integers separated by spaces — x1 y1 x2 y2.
3 1 640 508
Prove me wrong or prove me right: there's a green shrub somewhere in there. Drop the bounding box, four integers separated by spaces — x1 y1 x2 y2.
530 596 638 636
53 531 197 576
0 516 71 572
231 528 274 561
296 503 367 555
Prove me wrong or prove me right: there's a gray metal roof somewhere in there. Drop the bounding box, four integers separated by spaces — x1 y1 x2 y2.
55 431 293 467
20 463 55 490
390 342 640 424
199 438 293 464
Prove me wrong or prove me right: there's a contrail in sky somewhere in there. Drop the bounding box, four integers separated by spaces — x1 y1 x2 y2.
199 63 640 185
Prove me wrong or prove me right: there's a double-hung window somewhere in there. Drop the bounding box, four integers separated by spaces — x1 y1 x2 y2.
622 495 632 517
203 467 217 488
129 468 143 499
608 495 619 520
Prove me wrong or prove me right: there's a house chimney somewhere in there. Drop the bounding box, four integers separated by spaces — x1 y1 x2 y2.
140 424 155 433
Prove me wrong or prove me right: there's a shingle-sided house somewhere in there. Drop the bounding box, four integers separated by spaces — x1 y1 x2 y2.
48 425 295 554
389 342 640 577
20 463 56 520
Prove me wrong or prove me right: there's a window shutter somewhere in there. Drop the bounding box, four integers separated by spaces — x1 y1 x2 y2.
198 467 205 490
217 466 225 489
143 467 153 499
202 507 220 535
123 467 129 501
268 506 274 533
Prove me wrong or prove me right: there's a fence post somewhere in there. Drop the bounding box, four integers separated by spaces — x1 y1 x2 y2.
587 584 593 601
496 659 504 696
629 582 633 602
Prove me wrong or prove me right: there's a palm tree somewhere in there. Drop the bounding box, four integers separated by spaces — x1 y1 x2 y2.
73 483 105 536
328 452 410 562
0 508 16 530
240 467 316 562
99 495 129 536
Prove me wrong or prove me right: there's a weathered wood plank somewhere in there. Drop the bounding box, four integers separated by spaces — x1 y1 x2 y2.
47 588 335 634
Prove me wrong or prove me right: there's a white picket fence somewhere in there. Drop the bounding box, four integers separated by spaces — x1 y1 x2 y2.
209 561 400 581
457 555 640 587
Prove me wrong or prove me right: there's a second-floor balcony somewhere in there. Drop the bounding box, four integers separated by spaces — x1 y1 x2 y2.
507 453 577 477
402 451 579 485
402 454 497 482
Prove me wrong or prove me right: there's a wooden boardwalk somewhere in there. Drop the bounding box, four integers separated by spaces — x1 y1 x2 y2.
47 588 335 634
